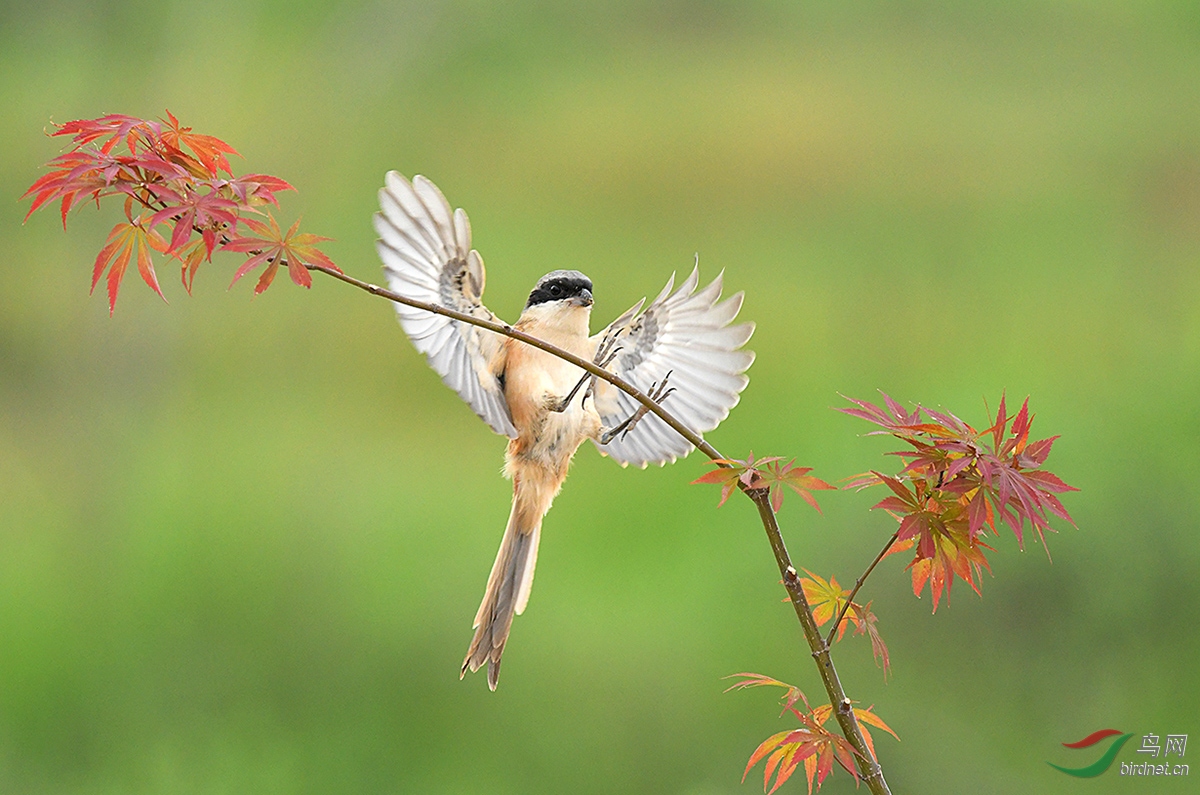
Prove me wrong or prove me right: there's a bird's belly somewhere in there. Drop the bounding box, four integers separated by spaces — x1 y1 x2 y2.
504 347 600 476
531 407 591 461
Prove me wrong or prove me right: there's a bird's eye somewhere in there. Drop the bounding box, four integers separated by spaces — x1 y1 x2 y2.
549 284 563 297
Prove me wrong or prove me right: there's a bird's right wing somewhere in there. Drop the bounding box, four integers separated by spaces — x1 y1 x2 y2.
375 171 517 437
591 266 754 467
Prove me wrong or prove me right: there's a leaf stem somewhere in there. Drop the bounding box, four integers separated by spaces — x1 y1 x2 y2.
826 531 899 647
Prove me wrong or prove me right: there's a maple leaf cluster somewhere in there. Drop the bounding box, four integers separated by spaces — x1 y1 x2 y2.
21 112 338 313
726 674 898 794
841 393 1077 611
800 571 890 677
692 453 834 513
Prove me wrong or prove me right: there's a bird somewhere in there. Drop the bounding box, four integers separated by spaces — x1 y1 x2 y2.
373 171 755 690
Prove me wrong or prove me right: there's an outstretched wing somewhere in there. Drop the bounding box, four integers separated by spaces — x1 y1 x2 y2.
592 266 754 467
375 171 517 437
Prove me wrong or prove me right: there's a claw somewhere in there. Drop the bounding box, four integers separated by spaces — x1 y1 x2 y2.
583 345 622 406
551 338 624 413
598 344 623 369
595 327 623 363
598 371 674 444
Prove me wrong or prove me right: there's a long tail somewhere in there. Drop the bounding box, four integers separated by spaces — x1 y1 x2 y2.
461 476 545 690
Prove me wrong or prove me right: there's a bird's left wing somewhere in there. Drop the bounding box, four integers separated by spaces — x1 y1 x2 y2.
374 172 517 438
591 266 754 467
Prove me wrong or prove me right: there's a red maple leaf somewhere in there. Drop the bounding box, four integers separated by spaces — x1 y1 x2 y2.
148 182 241 255
843 393 1075 611
224 173 294 207
159 110 239 177
693 454 831 513
24 112 339 308
91 216 169 314
54 114 157 155
732 673 898 794
223 213 339 295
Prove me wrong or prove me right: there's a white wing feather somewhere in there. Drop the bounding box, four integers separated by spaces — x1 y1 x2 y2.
375 172 517 438
592 266 754 467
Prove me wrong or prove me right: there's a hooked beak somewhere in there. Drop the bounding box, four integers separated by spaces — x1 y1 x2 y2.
572 288 594 308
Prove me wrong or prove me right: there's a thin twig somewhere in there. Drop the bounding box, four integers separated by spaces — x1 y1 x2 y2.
826 531 899 648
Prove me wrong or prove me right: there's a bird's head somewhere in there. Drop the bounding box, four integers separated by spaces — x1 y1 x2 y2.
521 271 595 334
525 270 593 310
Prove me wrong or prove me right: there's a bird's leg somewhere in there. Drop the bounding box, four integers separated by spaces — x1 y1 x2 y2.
582 327 625 406
580 341 624 407
549 331 623 413
599 371 675 445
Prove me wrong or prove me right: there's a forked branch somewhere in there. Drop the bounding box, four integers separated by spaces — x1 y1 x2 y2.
827 531 899 648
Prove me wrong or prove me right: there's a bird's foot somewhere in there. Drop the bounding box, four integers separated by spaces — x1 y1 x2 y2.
549 340 623 413
599 371 675 444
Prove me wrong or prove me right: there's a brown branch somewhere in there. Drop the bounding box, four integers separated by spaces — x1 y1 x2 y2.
826 531 899 648
304 261 891 795
747 489 891 794
306 263 722 461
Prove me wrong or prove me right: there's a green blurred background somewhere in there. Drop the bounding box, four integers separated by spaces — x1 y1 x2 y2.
2 1 1198 792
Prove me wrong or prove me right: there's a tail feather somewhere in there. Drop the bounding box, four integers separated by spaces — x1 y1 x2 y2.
462 494 542 690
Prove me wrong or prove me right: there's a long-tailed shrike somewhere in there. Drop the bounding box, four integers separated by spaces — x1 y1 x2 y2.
374 172 755 689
